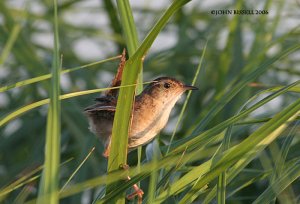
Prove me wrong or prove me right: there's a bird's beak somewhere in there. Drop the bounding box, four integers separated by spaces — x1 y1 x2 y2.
183 85 198 90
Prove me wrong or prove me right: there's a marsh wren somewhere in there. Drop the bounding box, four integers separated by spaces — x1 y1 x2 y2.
84 51 198 157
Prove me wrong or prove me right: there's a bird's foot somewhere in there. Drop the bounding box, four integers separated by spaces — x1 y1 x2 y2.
119 163 144 204
126 183 144 203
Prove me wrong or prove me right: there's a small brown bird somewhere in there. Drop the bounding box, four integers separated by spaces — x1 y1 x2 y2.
84 51 198 157
84 51 197 202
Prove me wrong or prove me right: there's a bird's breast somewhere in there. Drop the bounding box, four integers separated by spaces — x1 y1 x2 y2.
128 97 177 149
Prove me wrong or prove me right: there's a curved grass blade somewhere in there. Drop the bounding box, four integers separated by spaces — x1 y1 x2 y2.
0 158 73 200
0 24 21 65
60 147 95 192
203 82 300 203
0 82 153 127
0 166 43 201
191 44 300 135
166 42 207 155
57 147 207 201
0 55 121 93
177 101 300 203
253 161 300 204
204 122 300 203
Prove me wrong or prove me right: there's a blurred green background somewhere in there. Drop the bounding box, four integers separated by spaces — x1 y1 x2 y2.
0 0 299 203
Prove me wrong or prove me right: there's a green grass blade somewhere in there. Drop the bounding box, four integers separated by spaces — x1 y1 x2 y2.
116 0 139 55
166 41 207 154
216 0 243 92
37 0 61 203
217 127 232 204
0 159 73 200
204 82 300 203
60 147 95 192
207 125 299 203
0 24 21 65
58 150 201 200
253 162 300 204
203 88 299 203
0 55 121 93
115 0 143 93
225 169 270 200
0 166 43 201
178 101 300 203
146 141 161 203
272 121 299 181
191 44 300 135
129 0 191 64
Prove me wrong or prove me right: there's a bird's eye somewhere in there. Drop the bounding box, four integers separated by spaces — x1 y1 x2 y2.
164 82 171 89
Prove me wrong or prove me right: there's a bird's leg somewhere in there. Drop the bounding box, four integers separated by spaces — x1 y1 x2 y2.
119 164 144 203
102 140 111 158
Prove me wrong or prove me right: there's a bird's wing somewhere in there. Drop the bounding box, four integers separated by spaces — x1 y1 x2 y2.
84 104 116 113
84 104 115 128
